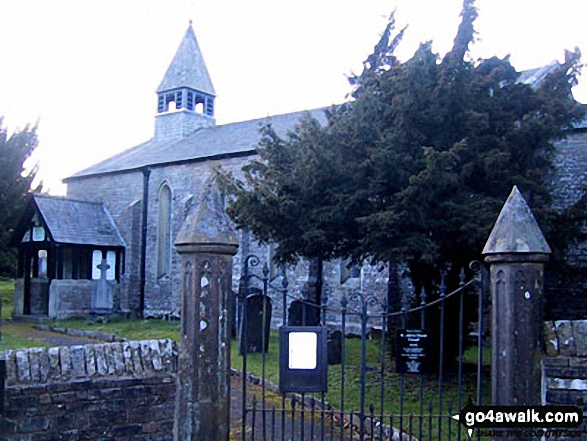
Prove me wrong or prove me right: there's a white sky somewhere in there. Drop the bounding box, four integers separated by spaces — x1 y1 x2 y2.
1 0 586 195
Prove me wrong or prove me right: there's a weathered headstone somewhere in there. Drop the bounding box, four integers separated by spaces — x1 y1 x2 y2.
327 330 342 365
91 258 114 315
238 291 272 354
288 299 320 326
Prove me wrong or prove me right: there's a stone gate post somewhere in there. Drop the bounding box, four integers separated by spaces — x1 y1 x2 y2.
482 186 551 408
173 184 238 441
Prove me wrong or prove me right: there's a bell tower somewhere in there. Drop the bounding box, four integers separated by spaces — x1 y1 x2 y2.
155 22 216 141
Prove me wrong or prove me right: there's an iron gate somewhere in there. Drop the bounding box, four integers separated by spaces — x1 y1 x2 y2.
235 255 487 441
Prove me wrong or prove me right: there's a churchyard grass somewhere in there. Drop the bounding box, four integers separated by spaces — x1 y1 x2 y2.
1 279 52 348
1 282 490 438
0 280 13 320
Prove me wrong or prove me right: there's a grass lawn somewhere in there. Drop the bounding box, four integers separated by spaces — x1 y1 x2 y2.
1 280 52 348
1 280 14 320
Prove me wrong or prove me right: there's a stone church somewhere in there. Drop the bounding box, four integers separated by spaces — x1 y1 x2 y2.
12 23 389 323
12 24 587 322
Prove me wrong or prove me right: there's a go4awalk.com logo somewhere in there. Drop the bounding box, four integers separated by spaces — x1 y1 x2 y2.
452 401 583 438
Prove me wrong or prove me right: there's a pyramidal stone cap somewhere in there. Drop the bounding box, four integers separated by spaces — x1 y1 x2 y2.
175 182 238 249
482 186 551 255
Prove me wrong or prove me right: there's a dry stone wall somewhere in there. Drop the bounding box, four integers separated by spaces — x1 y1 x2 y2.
0 339 177 441
543 320 587 409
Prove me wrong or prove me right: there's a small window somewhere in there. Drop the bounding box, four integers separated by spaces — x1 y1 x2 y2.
187 91 194 110
92 250 102 280
38 250 48 278
340 258 361 284
106 251 116 281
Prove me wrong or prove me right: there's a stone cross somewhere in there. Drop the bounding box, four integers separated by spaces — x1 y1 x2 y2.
482 186 551 414
91 258 114 314
173 183 238 441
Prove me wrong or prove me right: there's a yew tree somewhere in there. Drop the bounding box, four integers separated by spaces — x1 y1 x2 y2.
218 0 585 293
0 120 41 277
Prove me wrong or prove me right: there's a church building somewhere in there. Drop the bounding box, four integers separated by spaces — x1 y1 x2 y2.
12 23 587 322
12 23 389 323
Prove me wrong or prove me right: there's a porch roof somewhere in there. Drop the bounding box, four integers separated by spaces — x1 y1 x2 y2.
27 194 125 247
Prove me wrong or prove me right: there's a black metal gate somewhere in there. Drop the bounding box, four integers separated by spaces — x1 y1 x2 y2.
235 255 487 441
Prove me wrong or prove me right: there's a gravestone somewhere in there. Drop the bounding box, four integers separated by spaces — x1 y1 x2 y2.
287 299 320 326
91 258 114 315
239 291 272 354
327 330 342 365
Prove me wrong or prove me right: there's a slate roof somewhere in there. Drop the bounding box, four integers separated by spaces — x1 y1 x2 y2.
518 63 587 129
66 108 328 180
157 24 215 96
33 194 125 247
517 61 560 89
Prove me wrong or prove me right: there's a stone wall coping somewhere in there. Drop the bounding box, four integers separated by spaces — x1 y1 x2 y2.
0 339 177 386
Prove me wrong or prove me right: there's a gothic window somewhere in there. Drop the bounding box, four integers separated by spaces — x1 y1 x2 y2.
340 258 361 284
157 184 172 279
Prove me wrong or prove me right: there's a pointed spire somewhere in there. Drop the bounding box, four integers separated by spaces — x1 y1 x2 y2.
482 186 551 255
157 23 215 97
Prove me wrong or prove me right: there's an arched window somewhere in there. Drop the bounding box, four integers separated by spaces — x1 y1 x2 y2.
157 184 172 279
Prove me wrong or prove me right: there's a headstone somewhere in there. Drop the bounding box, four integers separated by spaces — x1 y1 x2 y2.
91 258 114 315
287 299 320 326
327 330 342 365
239 291 272 354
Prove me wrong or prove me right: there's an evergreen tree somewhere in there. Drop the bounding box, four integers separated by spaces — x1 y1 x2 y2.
218 0 585 294
0 120 41 277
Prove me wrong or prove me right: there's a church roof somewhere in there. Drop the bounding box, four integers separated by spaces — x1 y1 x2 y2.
157 24 215 96
517 61 560 89
27 194 126 247
65 108 328 180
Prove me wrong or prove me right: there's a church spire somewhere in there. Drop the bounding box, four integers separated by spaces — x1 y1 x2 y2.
155 22 216 140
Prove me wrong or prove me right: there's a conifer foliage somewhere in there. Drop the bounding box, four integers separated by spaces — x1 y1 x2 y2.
0 120 41 277
218 0 585 288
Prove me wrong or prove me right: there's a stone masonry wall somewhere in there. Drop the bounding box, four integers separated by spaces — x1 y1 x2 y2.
543 320 587 410
0 339 177 441
47 280 120 319
63 129 585 321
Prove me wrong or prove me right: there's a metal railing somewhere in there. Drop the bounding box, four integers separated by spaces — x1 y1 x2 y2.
237 255 486 440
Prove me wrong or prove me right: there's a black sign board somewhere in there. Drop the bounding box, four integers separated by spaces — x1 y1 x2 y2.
396 329 430 374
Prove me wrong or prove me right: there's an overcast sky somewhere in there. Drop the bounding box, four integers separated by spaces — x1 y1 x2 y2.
1 0 586 195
